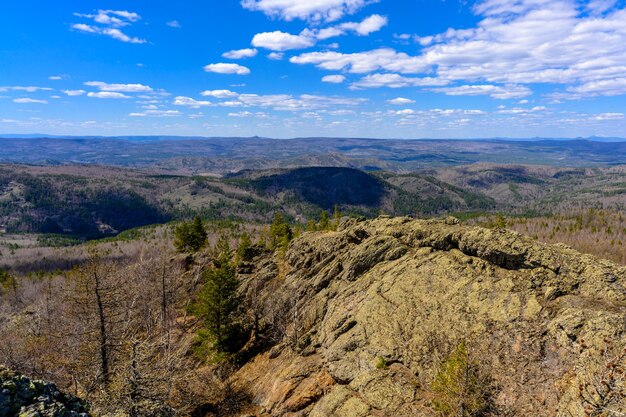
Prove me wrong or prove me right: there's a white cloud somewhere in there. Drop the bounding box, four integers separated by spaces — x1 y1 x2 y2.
49 75 63 80
322 75 346 83
173 96 214 107
351 73 449 89
252 31 315 51
316 14 387 40
13 98 48 104
387 97 415 105
63 89 86 96
193 90 366 112
241 0 371 22
592 112 624 120
412 0 626 97
74 10 141 26
339 14 387 36
497 105 547 114
432 84 532 99
87 92 131 99
85 81 153 92
72 10 145 43
203 63 251 75
200 90 239 98
166 20 181 28
0 86 53 92
129 110 181 117
222 48 258 59
567 78 626 97
228 111 268 118
290 48 427 73
267 52 284 60
72 23 146 44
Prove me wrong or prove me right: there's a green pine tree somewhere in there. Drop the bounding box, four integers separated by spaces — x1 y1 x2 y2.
0 268 17 295
430 341 491 417
332 204 342 230
193 244 241 354
235 232 252 264
173 216 208 253
269 212 292 252
319 210 330 231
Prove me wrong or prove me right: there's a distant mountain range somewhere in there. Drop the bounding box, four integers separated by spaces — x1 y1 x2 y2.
0 136 625 174
1 134 625 142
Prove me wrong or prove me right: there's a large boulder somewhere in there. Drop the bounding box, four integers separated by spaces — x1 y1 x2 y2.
0 367 90 417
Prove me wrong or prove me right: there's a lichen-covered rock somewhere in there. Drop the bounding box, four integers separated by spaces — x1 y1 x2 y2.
0 367 90 417
232 216 626 416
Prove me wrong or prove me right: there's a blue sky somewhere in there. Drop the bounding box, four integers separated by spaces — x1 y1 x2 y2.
1 0 626 138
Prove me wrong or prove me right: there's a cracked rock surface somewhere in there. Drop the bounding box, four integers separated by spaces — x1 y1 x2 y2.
0 367 90 417
233 216 626 416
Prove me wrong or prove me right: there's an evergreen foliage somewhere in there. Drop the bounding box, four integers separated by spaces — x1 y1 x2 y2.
0 269 17 294
269 213 293 252
319 210 330 231
193 239 242 355
173 216 207 253
430 341 491 417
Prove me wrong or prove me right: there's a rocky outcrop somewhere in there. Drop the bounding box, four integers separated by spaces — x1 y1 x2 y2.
0 367 90 417
233 216 626 416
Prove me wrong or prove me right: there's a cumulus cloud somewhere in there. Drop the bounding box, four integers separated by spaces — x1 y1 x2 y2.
291 48 427 74
414 0 626 97
222 48 258 59
316 14 387 40
200 90 239 98
592 112 624 120
72 10 146 43
203 63 251 75
322 75 346 83
281 1 626 99
129 110 181 117
351 73 449 89
87 92 131 99
241 0 372 22
0 86 53 92
175 90 366 112
234 93 366 111
63 90 86 96
431 84 532 99
567 78 626 97
13 98 48 104
267 52 284 60
252 31 315 51
166 20 181 28
172 96 214 107
497 106 547 114
387 97 415 105
85 81 153 92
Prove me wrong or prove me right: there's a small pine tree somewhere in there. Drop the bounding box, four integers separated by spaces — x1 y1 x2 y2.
494 214 506 230
430 341 491 417
193 243 241 354
306 219 317 232
235 232 252 264
0 268 17 295
269 213 292 252
332 204 341 231
319 210 330 231
173 216 208 253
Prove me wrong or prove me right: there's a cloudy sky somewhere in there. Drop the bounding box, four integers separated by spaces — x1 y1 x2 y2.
2 0 626 138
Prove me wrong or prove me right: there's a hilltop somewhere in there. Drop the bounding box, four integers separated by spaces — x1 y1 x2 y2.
225 216 626 416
